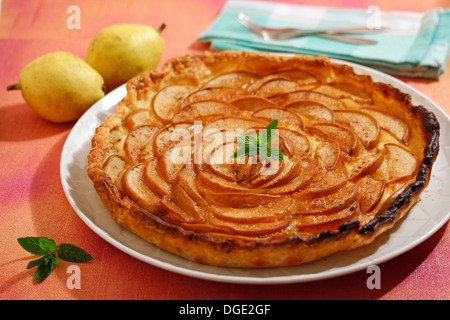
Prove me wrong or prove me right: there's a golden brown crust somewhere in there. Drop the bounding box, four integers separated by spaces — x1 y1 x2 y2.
87 51 439 268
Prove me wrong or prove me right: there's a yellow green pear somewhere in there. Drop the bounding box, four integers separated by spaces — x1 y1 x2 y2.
86 23 166 91
7 51 105 123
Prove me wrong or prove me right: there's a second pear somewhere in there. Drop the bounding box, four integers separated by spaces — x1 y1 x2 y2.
86 23 165 91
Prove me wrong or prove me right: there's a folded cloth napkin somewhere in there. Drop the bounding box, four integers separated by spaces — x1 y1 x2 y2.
198 1 450 79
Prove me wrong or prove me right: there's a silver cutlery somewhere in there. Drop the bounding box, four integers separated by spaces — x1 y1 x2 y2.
237 13 386 44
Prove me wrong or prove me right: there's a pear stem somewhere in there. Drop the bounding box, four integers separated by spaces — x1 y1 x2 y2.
157 23 166 34
6 83 21 91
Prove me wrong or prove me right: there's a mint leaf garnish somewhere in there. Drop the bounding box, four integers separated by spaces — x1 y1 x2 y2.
17 237 50 255
38 237 58 253
232 119 283 161
261 118 278 147
35 256 57 283
58 243 93 263
233 134 258 158
17 236 92 282
267 147 284 161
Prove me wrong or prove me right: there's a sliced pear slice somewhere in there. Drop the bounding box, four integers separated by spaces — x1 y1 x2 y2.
201 190 282 208
160 198 202 223
176 165 208 207
230 96 278 113
295 181 358 214
285 101 334 124
242 158 291 189
314 138 341 170
235 155 259 182
202 71 260 89
309 123 358 155
253 107 303 130
203 117 267 137
254 78 303 98
138 139 156 162
334 110 380 149
122 163 163 214
123 125 159 163
313 82 372 104
203 141 239 182
266 157 318 194
347 148 384 179
158 143 192 183
152 85 194 122
241 159 285 189
171 184 205 221
196 169 259 193
271 69 319 85
357 177 385 213
362 107 411 144
294 201 359 227
151 122 194 158
377 143 419 183
182 86 238 105
210 197 294 223
143 157 171 197
172 100 239 123
207 213 291 236
124 109 152 130
271 129 308 162
102 154 127 191
272 90 345 110
299 162 349 196
260 158 300 187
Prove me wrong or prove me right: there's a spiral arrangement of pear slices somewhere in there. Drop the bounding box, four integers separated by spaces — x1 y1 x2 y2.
101 68 421 241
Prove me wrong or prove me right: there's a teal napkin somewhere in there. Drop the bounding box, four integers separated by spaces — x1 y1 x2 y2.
198 1 450 79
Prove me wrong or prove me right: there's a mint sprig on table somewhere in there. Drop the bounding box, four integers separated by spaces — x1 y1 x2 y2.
17 236 92 282
232 119 284 161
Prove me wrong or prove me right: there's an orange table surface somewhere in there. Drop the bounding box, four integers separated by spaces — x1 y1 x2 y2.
0 0 449 300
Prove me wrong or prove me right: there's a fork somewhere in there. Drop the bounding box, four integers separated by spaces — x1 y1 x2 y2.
237 13 385 44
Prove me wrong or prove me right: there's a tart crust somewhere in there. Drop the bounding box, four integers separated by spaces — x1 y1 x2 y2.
87 51 439 268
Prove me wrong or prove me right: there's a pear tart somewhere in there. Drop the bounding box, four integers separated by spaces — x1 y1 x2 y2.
87 51 439 268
